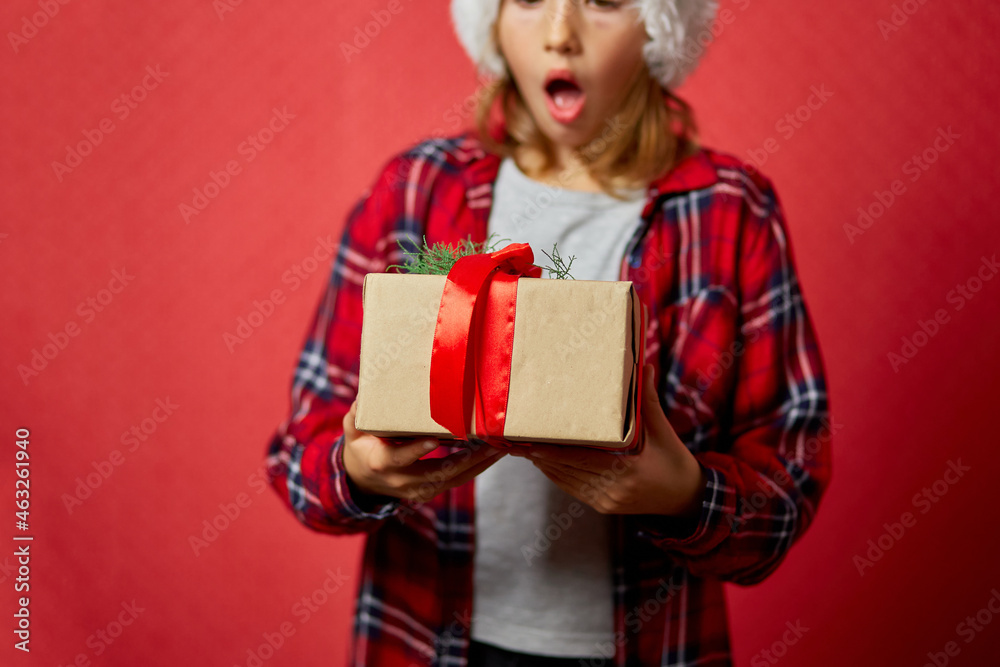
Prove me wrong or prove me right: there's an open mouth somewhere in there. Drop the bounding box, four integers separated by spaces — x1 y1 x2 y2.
544 76 586 123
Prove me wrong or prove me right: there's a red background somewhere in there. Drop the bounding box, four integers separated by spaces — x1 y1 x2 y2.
2 1 999 665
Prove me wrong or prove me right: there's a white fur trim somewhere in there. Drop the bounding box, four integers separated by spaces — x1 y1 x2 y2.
449 0 718 90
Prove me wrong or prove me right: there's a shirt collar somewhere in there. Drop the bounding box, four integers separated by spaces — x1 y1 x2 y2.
649 146 720 195
460 134 719 214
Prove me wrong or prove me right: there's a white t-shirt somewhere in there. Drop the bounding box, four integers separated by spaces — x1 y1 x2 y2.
471 156 647 658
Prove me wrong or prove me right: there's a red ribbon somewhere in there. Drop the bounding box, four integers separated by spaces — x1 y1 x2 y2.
429 243 541 444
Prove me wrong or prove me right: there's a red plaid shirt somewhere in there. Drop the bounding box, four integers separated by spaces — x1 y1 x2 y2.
265 131 832 666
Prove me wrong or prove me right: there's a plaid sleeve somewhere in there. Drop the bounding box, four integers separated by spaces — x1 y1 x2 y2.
639 177 833 586
265 155 416 534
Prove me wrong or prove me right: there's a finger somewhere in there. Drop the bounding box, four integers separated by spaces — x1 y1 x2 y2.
539 465 610 511
533 465 590 503
408 442 499 478
531 459 594 487
440 448 506 490
343 400 359 439
375 437 441 470
525 444 618 474
641 363 674 441
534 461 618 505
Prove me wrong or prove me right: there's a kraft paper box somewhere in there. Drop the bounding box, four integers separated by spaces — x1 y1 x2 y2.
354 273 643 450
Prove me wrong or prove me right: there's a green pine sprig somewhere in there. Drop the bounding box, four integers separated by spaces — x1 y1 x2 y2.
387 235 575 280
539 244 576 280
387 234 510 275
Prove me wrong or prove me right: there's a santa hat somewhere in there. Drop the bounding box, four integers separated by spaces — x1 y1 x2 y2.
450 0 719 91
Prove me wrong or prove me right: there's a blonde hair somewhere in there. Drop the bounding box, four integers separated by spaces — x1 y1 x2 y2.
474 60 700 200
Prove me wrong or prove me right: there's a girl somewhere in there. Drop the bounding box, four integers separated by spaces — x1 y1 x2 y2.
266 1 832 665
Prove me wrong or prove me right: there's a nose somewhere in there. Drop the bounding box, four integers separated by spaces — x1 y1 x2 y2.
544 0 581 56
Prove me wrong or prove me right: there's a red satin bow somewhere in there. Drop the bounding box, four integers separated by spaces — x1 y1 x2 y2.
429 243 542 444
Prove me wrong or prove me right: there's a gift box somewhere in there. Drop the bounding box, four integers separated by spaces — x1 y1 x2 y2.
354 243 645 451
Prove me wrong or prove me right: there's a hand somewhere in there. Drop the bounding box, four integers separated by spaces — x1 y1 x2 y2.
342 399 507 504
509 364 706 517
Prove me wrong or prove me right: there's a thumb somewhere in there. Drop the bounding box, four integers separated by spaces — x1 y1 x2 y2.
343 400 359 439
641 363 672 441
383 437 441 468
641 363 659 410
